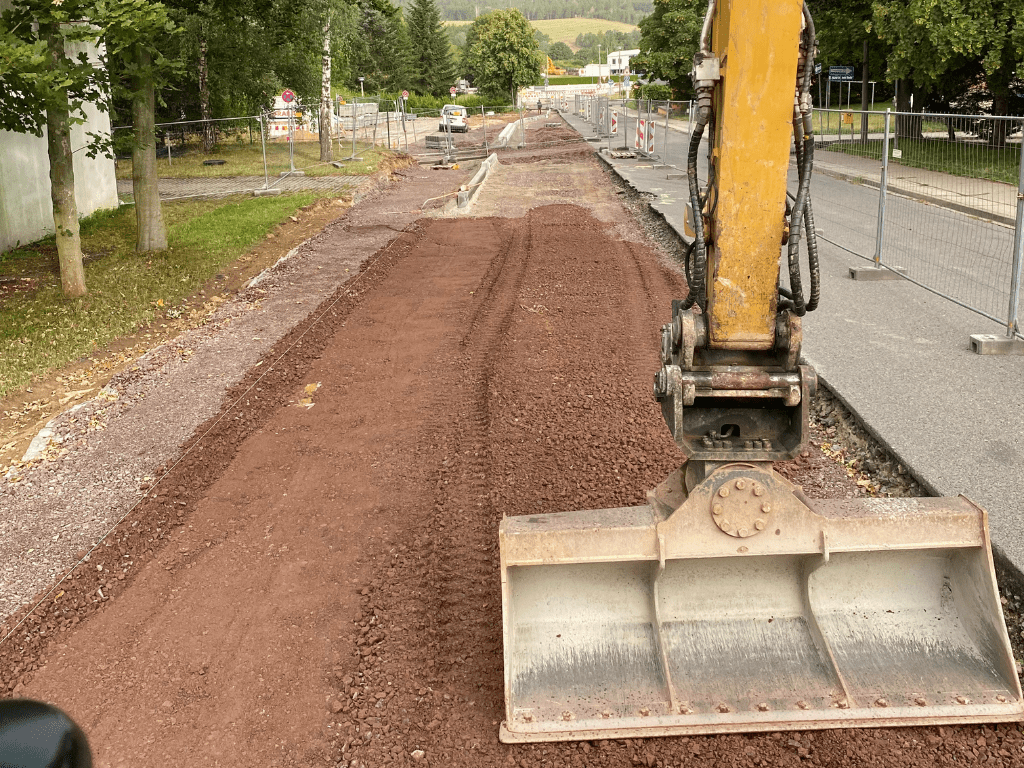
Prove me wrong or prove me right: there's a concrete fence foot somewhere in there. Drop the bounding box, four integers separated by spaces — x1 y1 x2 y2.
848 265 907 281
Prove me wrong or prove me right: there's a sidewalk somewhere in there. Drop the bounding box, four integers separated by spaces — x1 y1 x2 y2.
562 107 1024 581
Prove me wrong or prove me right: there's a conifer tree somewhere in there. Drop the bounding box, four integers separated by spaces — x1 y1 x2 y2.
407 0 456 96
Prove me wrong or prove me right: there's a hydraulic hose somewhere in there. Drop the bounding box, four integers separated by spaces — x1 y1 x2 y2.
682 106 711 311
785 6 819 316
682 238 696 287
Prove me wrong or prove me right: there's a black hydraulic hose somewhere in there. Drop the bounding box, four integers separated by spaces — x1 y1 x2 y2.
787 122 810 315
790 133 821 313
803 193 820 311
682 107 710 311
682 238 696 286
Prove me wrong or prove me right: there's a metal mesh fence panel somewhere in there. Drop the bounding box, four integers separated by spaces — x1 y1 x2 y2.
114 110 384 203
811 108 1023 334
113 116 268 202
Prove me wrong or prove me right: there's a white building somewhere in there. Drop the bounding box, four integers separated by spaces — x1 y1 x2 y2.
607 49 641 76
579 64 611 79
0 23 118 253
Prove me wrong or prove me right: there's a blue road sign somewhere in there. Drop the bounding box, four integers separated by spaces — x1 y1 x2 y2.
829 65 855 82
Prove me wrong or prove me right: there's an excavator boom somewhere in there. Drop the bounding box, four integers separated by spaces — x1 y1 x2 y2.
499 0 1023 743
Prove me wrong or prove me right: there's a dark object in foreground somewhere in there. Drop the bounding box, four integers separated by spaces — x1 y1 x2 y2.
0 700 92 768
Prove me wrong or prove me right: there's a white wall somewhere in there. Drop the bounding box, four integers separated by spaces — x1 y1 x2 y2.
0 37 119 253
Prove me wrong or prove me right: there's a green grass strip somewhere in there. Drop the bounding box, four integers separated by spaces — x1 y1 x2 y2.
0 191 318 397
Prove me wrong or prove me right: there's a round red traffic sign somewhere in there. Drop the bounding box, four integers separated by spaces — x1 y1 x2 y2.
450 86 457 95
402 90 409 99
281 89 295 103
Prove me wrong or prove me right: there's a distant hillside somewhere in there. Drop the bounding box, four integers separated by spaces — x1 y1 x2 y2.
404 0 653 25
531 18 637 49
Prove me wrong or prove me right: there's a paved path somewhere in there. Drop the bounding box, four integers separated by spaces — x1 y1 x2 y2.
562 108 1024 581
117 174 368 202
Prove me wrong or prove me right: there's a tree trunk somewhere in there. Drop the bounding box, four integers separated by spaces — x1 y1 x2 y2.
43 26 86 298
319 9 333 163
132 44 168 252
199 24 214 152
989 91 1010 148
895 83 923 139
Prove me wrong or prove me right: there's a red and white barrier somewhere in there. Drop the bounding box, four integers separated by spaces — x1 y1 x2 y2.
634 119 656 153
611 110 618 134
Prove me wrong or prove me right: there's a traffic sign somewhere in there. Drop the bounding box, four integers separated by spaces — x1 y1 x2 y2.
402 90 409 99
829 65 854 82
814 63 822 75
281 89 295 103
450 86 457 95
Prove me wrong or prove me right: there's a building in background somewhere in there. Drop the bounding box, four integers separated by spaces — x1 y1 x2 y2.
579 63 611 79
0 28 118 253
607 49 641 76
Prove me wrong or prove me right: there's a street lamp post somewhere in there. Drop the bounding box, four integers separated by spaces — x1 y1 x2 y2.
358 76 364 98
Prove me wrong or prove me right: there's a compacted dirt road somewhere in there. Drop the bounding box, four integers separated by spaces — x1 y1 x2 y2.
3 129 1024 768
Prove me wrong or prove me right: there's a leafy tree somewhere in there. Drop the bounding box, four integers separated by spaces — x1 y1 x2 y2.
871 0 1024 144
533 26 549 53
632 0 703 98
1 0 111 296
407 0 456 95
547 41 571 61
463 9 540 102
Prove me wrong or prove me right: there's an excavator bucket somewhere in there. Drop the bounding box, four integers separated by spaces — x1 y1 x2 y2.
498 464 1023 742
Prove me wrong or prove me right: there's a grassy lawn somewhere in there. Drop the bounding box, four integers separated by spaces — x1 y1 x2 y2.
820 137 1021 185
0 192 322 397
813 107 950 136
117 142 389 179
443 17 637 49
531 18 637 48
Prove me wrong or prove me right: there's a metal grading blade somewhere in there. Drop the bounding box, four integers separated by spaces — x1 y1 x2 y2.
499 465 1023 742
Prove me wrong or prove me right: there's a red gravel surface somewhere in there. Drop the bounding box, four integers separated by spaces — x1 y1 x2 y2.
2 151 1023 768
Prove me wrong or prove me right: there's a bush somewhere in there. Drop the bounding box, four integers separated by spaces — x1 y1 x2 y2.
633 83 672 101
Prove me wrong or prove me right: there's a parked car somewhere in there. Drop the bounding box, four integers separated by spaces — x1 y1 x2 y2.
438 105 468 133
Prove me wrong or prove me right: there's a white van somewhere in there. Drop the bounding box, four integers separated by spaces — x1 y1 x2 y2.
438 104 468 133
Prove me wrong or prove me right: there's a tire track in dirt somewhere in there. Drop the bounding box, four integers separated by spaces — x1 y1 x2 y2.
335 201 1024 768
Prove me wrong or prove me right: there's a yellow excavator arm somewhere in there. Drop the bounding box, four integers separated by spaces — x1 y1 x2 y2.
498 0 1022 744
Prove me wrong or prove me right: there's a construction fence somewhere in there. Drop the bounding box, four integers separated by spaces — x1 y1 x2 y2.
565 97 1024 342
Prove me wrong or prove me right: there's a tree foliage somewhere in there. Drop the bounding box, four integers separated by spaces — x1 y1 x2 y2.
463 8 541 102
0 0 108 137
547 41 571 61
348 0 410 93
407 0 456 95
632 0 702 98
871 0 1024 116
